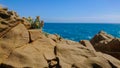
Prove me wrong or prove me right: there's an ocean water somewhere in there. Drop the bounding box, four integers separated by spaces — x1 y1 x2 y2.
43 23 120 41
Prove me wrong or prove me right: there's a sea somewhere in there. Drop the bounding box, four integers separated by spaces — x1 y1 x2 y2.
43 23 120 41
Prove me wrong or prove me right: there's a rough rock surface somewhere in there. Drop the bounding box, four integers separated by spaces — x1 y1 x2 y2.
90 31 120 60
90 31 114 45
0 6 120 68
28 29 46 42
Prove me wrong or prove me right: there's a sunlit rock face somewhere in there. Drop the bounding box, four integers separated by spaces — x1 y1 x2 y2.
90 31 120 60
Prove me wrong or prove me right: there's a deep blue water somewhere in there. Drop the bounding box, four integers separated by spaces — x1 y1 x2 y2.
43 23 120 41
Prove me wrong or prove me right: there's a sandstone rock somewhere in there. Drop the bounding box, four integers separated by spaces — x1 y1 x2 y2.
0 6 28 35
59 39 80 45
31 39 56 60
0 41 13 64
28 29 46 42
0 23 29 64
0 23 29 48
56 43 120 68
0 6 23 37
90 31 120 60
1 38 56 68
0 10 10 19
107 38 120 52
80 40 95 52
47 34 62 42
96 52 120 67
90 31 114 45
21 19 31 29
2 44 49 68
0 23 8 32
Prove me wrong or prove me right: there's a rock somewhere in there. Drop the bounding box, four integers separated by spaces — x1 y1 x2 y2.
0 41 13 64
90 31 120 60
0 22 8 32
80 40 96 52
0 10 10 19
96 52 120 67
2 44 48 68
0 23 29 64
31 39 56 60
0 23 29 48
21 18 31 29
28 29 46 42
47 34 62 42
90 31 114 45
0 6 29 32
107 38 120 52
56 43 120 68
0 6 22 37
1 38 56 68
59 39 80 45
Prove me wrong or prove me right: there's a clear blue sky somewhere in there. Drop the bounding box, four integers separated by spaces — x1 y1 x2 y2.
1 0 120 23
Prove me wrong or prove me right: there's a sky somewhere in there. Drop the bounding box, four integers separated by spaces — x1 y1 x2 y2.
0 0 120 23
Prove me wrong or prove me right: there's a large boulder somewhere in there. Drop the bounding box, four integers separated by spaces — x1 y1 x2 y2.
80 40 96 52
90 31 120 60
28 29 46 42
90 31 114 45
56 43 120 68
0 23 29 48
1 38 56 68
0 23 29 64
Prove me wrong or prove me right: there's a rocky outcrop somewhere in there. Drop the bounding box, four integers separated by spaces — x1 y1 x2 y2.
21 18 31 29
0 6 120 68
47 34 62 43
90 31 120 60
90 31 114 45
56 44 120 68
0 23 29 64
80 40 96 52
28 29 46 42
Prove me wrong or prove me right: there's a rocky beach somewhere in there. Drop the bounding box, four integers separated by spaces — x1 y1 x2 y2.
0 6 120 68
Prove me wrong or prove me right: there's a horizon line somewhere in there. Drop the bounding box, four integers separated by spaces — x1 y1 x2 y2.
44 22 120 24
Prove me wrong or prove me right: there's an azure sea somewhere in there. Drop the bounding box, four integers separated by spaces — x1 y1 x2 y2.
43 23 120 41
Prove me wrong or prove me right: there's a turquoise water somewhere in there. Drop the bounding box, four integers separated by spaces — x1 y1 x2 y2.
43 23 120 41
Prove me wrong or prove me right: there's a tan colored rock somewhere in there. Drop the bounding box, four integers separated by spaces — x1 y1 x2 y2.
96 52 120 67
59 39 80 45
90 31 114 45
2 44 48 68
47 34 62 42
28 29 46 42
21 19 31 29
56 44 120 68
105 52 120 61
0 23 8 32
31 38 56 59
0 6 22 37
0 23 29 64
2 38 56 68
0 10 10 19
0 23 29 48
0 41 13 63
90 31 120 60
80 40 95 52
